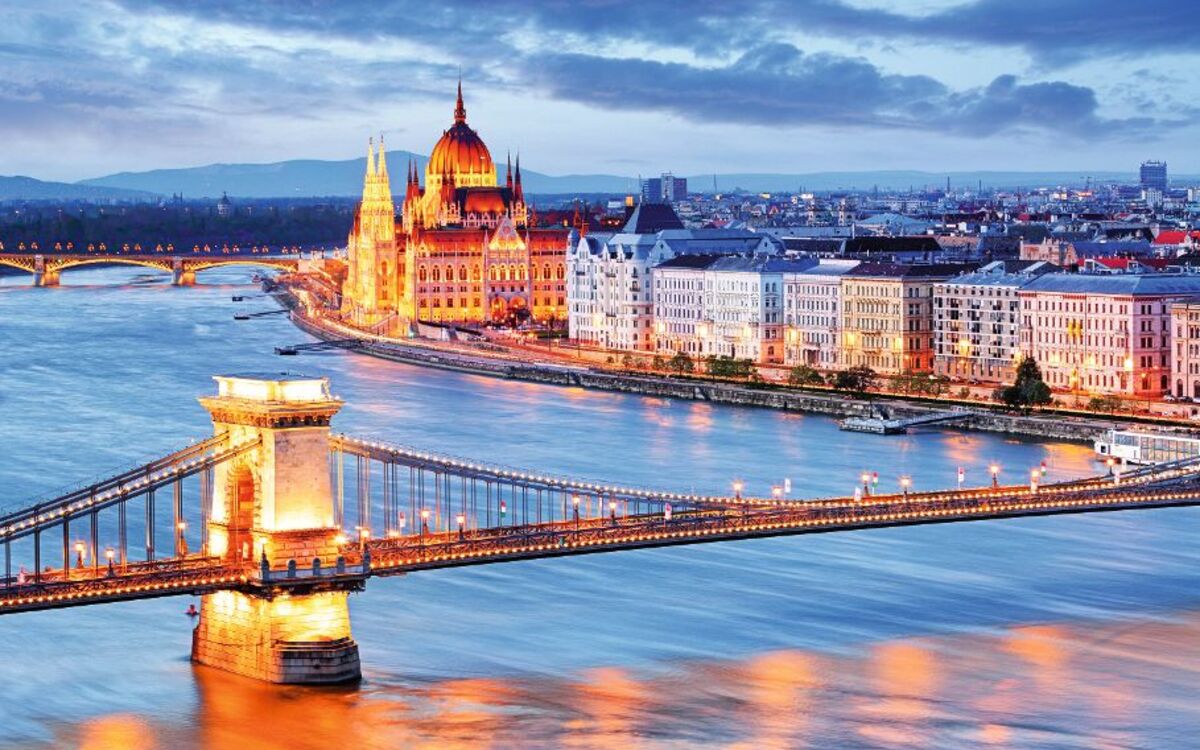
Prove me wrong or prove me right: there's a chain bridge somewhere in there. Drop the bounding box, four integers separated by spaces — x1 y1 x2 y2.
0 253 298 286
2 374 1197 684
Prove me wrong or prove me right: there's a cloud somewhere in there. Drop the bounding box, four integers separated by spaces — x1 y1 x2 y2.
524 45 1174 138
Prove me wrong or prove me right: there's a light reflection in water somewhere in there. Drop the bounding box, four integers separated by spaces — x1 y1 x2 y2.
1 267 1198 749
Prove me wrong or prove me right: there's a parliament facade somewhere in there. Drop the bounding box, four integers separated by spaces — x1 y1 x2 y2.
342 84 570 327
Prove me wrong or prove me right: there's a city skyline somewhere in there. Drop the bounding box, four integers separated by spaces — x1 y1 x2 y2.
2 0 1198 182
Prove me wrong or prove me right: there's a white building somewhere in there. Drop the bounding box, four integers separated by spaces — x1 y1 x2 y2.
782 260 859 368
654 255 805 364
567 203 774 351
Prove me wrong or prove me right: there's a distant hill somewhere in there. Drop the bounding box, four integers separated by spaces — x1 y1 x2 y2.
62 162 1200 200
0 175 158 201
80 152 637 199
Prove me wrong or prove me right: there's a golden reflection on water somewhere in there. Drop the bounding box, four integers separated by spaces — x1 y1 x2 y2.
41 613 1200 749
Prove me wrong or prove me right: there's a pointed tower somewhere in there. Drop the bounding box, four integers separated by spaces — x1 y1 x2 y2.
342 135 397 323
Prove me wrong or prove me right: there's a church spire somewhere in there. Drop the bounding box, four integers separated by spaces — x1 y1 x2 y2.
506 151 513 190
454 78 466 124
366 137 376 178
376 133 388 179
514 153 524 202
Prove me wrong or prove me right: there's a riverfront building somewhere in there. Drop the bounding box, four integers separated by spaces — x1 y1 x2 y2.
781 259 859 369
567 204 772 351
840 263 975 374
1017 274 1200 398
342 84 571 327
933 261 1057 384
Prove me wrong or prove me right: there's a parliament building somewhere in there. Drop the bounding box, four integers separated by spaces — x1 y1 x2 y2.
342 84 570 327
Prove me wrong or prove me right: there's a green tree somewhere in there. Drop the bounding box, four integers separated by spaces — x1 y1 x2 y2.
997 356 1052 411
788 364 825 386
833 366 877 394
1086 395 1120 414
651 355 666 371
668 351 694 374
707 355 756 379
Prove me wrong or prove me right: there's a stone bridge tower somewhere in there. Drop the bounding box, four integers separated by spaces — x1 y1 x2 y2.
191 373 361 684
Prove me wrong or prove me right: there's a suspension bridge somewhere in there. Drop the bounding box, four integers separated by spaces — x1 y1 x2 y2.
1 373 1196 684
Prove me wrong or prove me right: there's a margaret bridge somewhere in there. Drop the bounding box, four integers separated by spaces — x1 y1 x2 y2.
1 373 1197 684
0 252 298 286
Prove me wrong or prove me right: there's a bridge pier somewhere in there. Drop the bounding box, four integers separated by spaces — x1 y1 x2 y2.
173 269 196 286
193 373 361 684
32 270 59 287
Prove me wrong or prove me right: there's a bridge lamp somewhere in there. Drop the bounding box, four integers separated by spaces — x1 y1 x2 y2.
74 541 85 569
732 480 744 500
105 547 115 576
771 486 783 500
900 476 911 498
989 463 1000 488
1105 457 1115 476
456 514 466 540
609 500 617 523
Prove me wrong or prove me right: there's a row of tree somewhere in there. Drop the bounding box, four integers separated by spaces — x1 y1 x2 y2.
620 351 1058 410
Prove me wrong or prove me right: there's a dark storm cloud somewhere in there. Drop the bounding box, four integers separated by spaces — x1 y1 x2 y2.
112 0 1199 62
525 46 1170 137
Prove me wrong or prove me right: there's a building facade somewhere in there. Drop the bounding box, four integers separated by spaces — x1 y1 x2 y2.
781 260 859 369
342 84 570 328
840 264 973 374
1018 274 1200 397
1170 301 1200 400
653 255 794 364
567 206 772 352
933 261 1056 384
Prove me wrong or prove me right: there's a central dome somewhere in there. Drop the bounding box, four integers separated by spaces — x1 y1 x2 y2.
426 83 496 188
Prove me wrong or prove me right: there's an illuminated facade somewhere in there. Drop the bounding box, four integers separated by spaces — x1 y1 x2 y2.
342 84 570 327
840 264 973 374
1018 274 1200 397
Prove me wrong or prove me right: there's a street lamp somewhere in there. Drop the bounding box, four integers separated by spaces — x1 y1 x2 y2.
771 486 782 500
1106 457 1115 476
861 472 871 496
420 509 431 542
105 547 115 577
609 499 617 524
456 513 466 540
177 521 188 556
572 494 580 530
732 480 744 500
900 476 911 498
74 541 85 570
990 463 1000 488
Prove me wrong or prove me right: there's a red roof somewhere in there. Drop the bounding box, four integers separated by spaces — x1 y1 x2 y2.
1153 230 1188 245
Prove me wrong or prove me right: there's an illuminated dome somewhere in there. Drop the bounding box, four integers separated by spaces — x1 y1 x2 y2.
426 83 496 189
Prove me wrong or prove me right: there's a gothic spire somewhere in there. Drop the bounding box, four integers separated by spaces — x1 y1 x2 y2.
366 137 376 178
454 78 466 124
506 151 513 189
376 133 388 179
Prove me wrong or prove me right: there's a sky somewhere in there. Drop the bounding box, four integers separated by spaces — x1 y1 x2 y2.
2 0 1198 182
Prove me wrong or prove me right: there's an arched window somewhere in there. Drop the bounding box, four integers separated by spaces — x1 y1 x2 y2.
557 264 565 280
473 265 482 281
543 263 551 282
418 267 427 283
432 266 441 283
459 265 468 281
446 265 454 283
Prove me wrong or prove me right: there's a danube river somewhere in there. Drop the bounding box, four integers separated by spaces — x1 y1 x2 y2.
1 268 1197 749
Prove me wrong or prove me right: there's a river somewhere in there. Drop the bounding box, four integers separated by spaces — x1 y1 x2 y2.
0 267 1197 749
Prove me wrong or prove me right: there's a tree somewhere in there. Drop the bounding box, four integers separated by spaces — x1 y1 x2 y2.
707 355 756 379
651 355 666 371
1087 395 1120 414
668 351 694 374
833 366 877 394
997 356 1052 411
788 364 825 387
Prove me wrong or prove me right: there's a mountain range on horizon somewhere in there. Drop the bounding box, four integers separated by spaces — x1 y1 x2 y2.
0 153 1186 202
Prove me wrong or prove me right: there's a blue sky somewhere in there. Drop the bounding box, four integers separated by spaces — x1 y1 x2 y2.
2 0 1198 181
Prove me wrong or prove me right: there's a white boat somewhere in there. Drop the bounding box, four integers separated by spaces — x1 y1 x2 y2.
1093 428 1200 465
